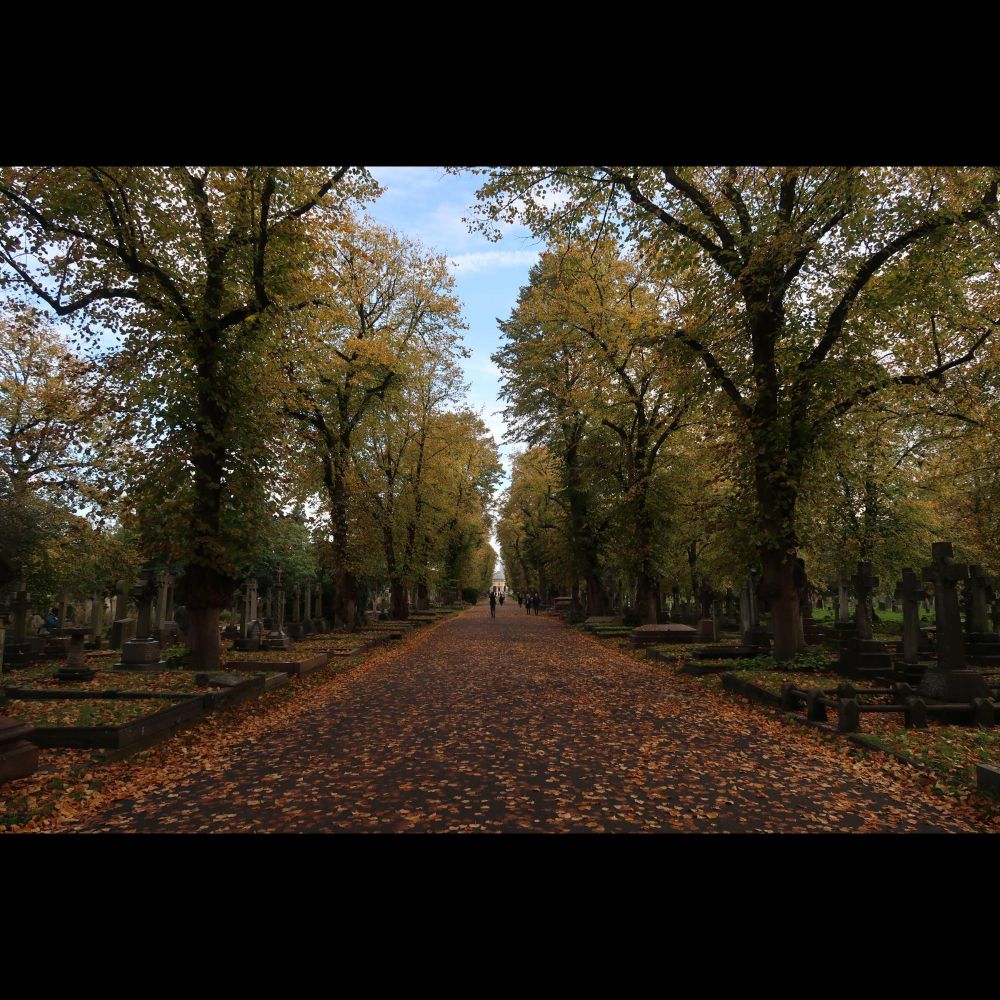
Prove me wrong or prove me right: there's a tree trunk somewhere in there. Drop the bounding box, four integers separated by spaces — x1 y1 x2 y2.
415 580 429 610
633 501 658 625
565 436 610 615
186 606 221 670
584 572 609 615
389 579 408 619
761 546 804 660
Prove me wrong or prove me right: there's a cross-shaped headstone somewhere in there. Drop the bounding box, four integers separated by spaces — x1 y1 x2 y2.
851 562 879 641
966 565 993 636
292 584 301 623
897 568 927 666
131 569 157 640
922 541 968 673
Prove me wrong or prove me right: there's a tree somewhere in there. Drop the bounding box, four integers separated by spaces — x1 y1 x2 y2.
0 166 377 667
496 241 693 622
283 216 466 628
466 167 1000 658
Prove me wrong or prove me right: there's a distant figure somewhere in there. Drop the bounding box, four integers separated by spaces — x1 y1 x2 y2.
526 594 531 615
45 607 60 631
489 590 497 619
532 592 540 616
517 593 523 607
499 592 505 606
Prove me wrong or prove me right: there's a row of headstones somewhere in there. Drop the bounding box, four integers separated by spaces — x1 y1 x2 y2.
840 543 1000 701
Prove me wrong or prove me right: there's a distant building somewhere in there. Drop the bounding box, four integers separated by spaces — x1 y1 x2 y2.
492 565 506 594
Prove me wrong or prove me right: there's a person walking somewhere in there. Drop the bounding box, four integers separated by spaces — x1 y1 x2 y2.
526 593 532 615
499 591 505 606
532 592 540 616
489 590 497 619
517 593 523 607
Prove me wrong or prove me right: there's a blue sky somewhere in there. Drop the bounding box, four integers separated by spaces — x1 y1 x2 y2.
366 167 542 487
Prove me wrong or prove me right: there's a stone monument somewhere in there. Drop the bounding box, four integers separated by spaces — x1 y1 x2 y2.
918 542 989 700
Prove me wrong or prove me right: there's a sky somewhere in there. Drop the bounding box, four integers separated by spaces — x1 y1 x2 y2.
365 167 542 484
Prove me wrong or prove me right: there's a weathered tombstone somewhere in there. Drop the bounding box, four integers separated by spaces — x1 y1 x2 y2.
837 579 850 622
839 562 892 679
898 568 927 668
155 570 180 646
233 579 262 651
87 589 104 649
314 581 323 620
117 569 165 670
111 618 136 650
0 716 39 785
711 600 721 642
918 542 989 701
964 566 1000 667
55 626 97 682
267 569 292 650
4 590 34 665
287 583 305 639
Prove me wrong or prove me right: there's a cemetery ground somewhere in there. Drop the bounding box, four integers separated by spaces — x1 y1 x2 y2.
4 603 1000 833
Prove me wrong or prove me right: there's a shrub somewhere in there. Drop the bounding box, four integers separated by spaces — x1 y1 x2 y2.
461 587 479 605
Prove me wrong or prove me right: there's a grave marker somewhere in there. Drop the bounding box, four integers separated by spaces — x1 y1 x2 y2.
918 542 989 700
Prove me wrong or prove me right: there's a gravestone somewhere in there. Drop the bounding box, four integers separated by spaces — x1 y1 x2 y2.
837 579 851 622
314 582 323 619
839 562 892 679
629 623 697 647
267 570 292 650
918 542 989 701
111 618 136 650
87 589 104 649
4 590 36 666
233 579 261 651
898 568 928 669
117 569 165 670
964 565 1000 667
55 626 97 682
0 716 39 785
287 584 305 639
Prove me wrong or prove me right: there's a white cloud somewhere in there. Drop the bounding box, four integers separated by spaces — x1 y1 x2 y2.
449 250 539 274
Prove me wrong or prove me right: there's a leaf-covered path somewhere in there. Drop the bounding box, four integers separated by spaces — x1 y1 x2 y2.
65 603 989 833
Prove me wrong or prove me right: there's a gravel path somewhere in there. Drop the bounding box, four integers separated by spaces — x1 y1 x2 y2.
69 602 982 832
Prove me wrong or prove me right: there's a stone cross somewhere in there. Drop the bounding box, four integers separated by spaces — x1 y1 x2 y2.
131 569 157 640
851 562 878 641
304 581 312 621
11 591 30 643
897 568 927 666
59 592 69 623
243 578 258 638
273 568 285 633
966 565 993 636
292 584 301 623
314 582 322 619
922 542 968 673
837 579 850 622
